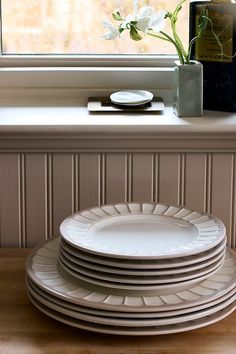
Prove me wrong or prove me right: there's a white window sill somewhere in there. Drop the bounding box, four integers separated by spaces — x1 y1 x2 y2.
0 100 235 151
0 100 235 134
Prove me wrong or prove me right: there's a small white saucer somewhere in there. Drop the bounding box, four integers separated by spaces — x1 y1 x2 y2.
110 90 153 106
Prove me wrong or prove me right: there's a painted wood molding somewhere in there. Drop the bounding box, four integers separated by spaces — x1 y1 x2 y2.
0 105 236 248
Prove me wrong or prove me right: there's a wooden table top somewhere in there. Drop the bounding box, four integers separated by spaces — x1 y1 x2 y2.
1 248 236 354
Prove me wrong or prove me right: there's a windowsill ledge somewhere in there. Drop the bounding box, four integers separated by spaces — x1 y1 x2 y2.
0 100 235 151
0 101 235 132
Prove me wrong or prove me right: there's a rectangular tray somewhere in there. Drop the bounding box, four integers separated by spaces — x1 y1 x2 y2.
88 97 165 113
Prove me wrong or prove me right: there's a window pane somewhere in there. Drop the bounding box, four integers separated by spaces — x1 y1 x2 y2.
1 0 189 55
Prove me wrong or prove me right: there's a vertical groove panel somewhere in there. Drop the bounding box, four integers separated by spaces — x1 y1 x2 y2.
1 152 236 247
132 153 153 202
153 153 159 203
52 154 74 237
125 153 133 202
0 154 21 247
232 154 236 248
151 154 156 203
74 153 79 212
178 153 186 206
45 153 53 239
159 154 180 204
211 154 234 246
79 154 100 210
98 154 106 206
205 153 213 213
19 154 26 247
105 153 126 204
25 154 47 247
185 154 206 211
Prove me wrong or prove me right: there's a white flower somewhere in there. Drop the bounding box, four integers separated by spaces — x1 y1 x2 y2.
136 6 166 33
102 21 120 40
138 6 153 19
136 17 151 33
120 15 135 29
150 10 166 33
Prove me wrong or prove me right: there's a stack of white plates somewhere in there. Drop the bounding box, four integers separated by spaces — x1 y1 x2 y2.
26 203 236 335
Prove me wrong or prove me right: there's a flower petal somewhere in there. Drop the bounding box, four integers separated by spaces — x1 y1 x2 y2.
150 10 166 33
138 6 154 19
120 15 135 29
102 21 120 40
136 17 151 33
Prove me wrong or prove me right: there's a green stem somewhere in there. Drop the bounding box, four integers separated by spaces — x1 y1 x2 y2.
159 31 185 64
147 31 172 43
147 30 185 63
187 35 201 62
171 0 188 61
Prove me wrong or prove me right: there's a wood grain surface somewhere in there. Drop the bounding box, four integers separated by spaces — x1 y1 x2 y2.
0 249 236 354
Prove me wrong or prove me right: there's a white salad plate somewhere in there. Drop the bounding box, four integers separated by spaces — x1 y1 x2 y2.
28 293 236 336
27 283 236 327
59 242 225 276
110 90 153 105
59 203 225 260
60 236 227 270
27 238 236 313
27 276 236 319
58 249 225 285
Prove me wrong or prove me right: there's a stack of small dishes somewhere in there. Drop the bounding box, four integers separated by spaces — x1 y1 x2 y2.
110 90 153 107
26 203 236 335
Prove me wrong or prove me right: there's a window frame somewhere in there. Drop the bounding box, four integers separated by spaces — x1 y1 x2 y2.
0 54 176 97
0 54 177 67
0 1 181 96
0 0 179 96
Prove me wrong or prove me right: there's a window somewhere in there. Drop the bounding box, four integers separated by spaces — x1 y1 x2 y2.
0 1 189 93
1 0 189 56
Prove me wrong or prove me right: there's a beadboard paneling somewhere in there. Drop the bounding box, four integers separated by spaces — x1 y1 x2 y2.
211 154 234 247
25 154 47 247
105 153 127 204
1 152 236 247
52 154 74 238
232 157 236 248
0 154 21 247
158 153 181 205
79 154 100 210
132 153 154 202
185 153 207 211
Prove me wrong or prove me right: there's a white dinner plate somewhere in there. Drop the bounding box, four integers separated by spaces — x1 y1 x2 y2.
27 238 236 313
60 236 227 270
58 249 225 285
60 203 225 259
110 90 153 105
28 293 236 335
27 276 236 319
27 283 236 327
58 255 224 294
59 242 226 276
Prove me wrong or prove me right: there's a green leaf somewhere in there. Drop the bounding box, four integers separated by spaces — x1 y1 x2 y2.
112 11 122 21
130 26 142 41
